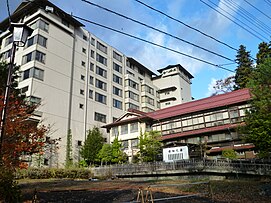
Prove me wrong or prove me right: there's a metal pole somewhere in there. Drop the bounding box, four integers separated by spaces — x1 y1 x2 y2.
0 43 16 158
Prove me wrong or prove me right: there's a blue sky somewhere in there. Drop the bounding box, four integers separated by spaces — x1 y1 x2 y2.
1 0 270 100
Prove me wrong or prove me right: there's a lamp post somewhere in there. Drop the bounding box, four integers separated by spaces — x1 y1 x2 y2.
0 22 33 158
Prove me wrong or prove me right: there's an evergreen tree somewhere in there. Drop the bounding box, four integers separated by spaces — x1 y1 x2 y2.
235 45 254 89
98 144 112 165
256 42 271 65
138 131 162 162
111 137 127 163
80 126 104 165
242 58 271 158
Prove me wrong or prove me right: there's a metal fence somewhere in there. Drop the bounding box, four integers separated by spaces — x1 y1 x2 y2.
92 159 271 177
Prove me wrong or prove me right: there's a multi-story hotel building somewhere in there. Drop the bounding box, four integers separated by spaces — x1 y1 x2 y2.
103 89 255 161
0 0 193 166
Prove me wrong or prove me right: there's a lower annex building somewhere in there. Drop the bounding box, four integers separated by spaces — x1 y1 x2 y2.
103 88 256 161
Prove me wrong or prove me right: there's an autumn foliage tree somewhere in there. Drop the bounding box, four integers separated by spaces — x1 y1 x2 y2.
0 61 47 168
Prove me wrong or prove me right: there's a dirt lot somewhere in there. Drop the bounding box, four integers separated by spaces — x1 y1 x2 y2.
20 178 271 203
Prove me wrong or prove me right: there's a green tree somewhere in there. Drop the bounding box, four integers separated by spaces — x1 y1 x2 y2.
98 144 112 165
111 137 127 163
235 45 254 89
242 58 271 158
256 41 271 65
65 129 73 168
80 126 104 165
222 149 237 159
138 130 162 162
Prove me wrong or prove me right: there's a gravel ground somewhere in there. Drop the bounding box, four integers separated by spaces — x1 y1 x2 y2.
20 179 271 203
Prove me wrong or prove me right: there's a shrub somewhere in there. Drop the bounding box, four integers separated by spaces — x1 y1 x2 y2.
0 167 21 202
16 168 92 179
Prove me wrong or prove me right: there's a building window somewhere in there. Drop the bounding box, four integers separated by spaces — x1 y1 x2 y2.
94 112 106 123
89 76 94 85
20 86 29 94
91 37 95 46
142 84 154 95
80 89 84 95
62 19 69 27
113 86 122 97
126 70 135 77
30 19 49 32
122 140 128 149
82 48 86 53
91 50 94 58
130 123 138 133
121 124 128 135
113 99 122 109
27 34 47 48
142 96 154 106
22 67 44 81
26 96 41 105
0 49 11 60
113 74 122 85
81 74 85 81
112 127 119 136
96 53 107 66
95 79 107 91
96 66 107 78
113 62 122 73
83 35 88 41
22 51 46 64
126 91 139 101
5 35 13 46
126 102 139 110
89 89 93 99
97 41 107 54
126 79 138 90
113 51 122 62
90 63 94 71
79 103 84 109
95 92 107 104
81 61 86 67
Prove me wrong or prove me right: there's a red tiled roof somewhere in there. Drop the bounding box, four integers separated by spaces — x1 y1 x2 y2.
148 88 251 121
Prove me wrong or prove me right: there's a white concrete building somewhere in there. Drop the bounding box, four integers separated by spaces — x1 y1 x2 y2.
0 0 193 167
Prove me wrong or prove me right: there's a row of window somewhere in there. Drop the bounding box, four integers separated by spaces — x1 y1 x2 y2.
152 105 248 135
112 122 139 136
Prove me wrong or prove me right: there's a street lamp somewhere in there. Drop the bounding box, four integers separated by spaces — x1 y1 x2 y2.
0 22 33 158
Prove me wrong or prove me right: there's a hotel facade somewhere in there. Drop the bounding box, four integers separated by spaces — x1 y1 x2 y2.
0 0 193 166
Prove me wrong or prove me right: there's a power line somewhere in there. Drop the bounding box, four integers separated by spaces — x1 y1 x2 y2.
81 0 235 63
244 0 271 22
200 0 267 42
223 0 271 36
265 0 271 7
205 0 269 41
134 0 238 51
73 15 235 73
228 0 271 34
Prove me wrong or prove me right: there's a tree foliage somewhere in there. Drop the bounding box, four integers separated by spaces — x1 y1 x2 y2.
235 45 254 90
256 42 271 65
0 62 47 168
222 149 237 159
80 126 104 165
98 137 127 165
242 58 271 158
138 130 162 162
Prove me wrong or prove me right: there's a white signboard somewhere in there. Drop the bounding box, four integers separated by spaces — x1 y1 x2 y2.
163 146 189 162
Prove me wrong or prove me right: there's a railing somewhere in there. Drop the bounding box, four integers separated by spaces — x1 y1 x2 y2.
92 159 271 177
